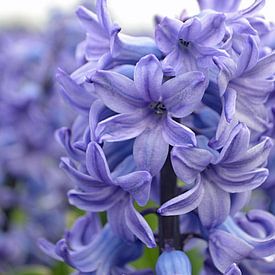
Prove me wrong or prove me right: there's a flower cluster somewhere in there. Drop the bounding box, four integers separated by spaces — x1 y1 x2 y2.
40 0 275 274
0 11 83 272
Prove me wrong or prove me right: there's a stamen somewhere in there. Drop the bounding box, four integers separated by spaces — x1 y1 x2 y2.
179 39 190 48
150 102 167 115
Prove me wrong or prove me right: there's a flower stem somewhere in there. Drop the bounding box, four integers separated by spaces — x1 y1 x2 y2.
158 147 181 252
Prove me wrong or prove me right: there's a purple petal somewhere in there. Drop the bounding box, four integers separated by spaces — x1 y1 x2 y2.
212 165 269 193
171 145 213 183
223 88 237 122
235 36 259 76
198 178 231 229
56 68 95 113
244 52 275 79
239 0 265 18
115 171 152 206
217 123 250 164
96 0 113 35
230 191 251 216
71 60 98 84
194 13 226 46
158 177 204 216
134 54 163 102
213 56 237 95
68 187 124 212
60 157 106 191
95 112 148 142
209 229 253 273
38 239 62 261
155 17 182 54
76 6 110 60
125 198 156 248
230 137 272 170
162 71 206 118
56 127 85 162
67 213 101 249
133 126 169 176
162 116 196 146
225 263 242 275
86 142 112 184
108 198 136 242
92 70 145 113
111 32 162 61
178 17 202 42
89 99 111 142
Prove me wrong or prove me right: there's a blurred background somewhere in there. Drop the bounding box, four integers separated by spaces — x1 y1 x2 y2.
0 0 275 32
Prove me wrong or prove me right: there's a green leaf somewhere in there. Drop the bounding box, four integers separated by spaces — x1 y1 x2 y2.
52 261 74 275
131 246 159 270
10 265 51 275
187 249 204 275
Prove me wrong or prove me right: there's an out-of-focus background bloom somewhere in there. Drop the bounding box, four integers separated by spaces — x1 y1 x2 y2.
0 0 275 274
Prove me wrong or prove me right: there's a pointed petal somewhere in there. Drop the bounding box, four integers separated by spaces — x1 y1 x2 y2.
223 87 237 122
245 52 275 79
158 177 204 216
125 198 156 248
92 70 145 113
178 17 202 42
56 127 85 162
171 145 213 184
198 179 230 229
134 54 163 102
115 171 152 206
209 229 253 273
213 56 237 96
96 0 113 35
235 36 259 76
111 32 162 61
38 239 62 261
225 264 242 275
155 16 182 53
194 13 226 46
212 167 269 193
67 213 101 249
95 112 147 142
133 126 169 176
162 71 206 118
60 157 106 191
86 142 112 184
162 116 196 146
108 198 136 242
68 187 123 211
239 0 265 17
56 68 95 113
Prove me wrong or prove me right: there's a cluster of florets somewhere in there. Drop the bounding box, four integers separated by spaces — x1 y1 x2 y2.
40 0 275 274
0 11 83 271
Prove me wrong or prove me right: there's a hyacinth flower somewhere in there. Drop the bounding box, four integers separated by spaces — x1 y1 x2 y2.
39 213 152 275
155 11 228 75
207 209 275 273
72 0 162 84
92 54 207 175
158 123 272 220
39 0 275 273
213 36 275 129
60 141 156 248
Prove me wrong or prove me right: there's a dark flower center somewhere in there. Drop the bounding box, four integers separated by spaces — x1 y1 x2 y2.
150 102 167 115
179 39 190 48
